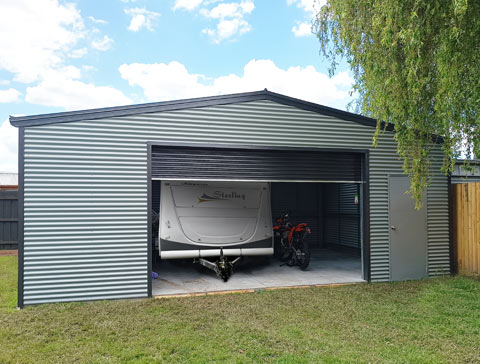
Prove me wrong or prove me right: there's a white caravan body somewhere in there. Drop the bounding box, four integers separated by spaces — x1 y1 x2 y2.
158 181 273 259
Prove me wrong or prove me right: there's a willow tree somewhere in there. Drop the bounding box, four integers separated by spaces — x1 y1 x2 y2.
314 0 480 206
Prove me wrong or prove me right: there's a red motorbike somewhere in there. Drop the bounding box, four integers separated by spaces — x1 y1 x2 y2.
273 212 311 270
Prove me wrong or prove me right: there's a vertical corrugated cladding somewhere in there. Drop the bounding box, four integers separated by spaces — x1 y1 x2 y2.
22 100 450 304
23 127 148 304
427 146 450 276
367 133 404 281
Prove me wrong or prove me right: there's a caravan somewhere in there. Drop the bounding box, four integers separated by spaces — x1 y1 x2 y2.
157 181 274 280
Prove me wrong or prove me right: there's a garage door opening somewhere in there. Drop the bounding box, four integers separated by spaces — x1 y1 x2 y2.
150 179 364 296
147 143 368 296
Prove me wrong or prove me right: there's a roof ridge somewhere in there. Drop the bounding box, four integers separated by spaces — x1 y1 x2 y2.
9 89 384 130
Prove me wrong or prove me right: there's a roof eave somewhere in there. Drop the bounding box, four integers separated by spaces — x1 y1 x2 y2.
9 89 384 129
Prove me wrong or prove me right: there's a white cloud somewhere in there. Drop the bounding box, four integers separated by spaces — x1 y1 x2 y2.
70 47 88 58
82 65 95 72
91 35 114 51
0 88 21 103
202 18 251 43
287 0 325 36
119 59 353 109
0 0 85 83
212 60 352 107
88 16 108 24
119 61 209 101
292 22 311 37
200 1 254 42
0 118 18 173
25 69 132 111
175 1 254 42
0 0 132 168
129 14 147 31
0 0 117 115
173 0 204 11
200 1 254 18
287 0 324 15
124 8 160 32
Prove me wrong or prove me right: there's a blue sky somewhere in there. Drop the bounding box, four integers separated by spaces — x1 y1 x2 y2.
0 0 354 172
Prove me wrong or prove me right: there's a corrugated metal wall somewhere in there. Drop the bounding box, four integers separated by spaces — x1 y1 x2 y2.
452 176 480 184
324 184 361 251
22 129 148 304
427 148 451 276
452 161 480 184
271 183 322 248
21 100 450 304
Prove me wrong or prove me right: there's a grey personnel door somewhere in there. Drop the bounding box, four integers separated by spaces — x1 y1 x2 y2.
389 176 427 281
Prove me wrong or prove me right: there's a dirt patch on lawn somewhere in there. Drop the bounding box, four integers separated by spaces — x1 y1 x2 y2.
0 250 17 256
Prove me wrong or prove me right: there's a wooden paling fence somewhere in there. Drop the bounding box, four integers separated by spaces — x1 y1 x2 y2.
452 182 480 276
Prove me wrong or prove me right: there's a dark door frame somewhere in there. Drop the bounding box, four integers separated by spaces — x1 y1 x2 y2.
146 141 371 297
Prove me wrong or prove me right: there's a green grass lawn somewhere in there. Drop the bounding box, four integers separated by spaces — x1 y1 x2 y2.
0 256 479 364
0 255 17 312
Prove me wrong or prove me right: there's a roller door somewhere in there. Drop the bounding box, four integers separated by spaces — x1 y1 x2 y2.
151 145 364 183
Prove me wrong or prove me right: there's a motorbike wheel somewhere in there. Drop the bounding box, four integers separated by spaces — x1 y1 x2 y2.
295 240 310 270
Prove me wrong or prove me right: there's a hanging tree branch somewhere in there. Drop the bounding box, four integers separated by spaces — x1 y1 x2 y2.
314 0 480 207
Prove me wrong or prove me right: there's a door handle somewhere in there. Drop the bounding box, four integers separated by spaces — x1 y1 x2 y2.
391 225 397 230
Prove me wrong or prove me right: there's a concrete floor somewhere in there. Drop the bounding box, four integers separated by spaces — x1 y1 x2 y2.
152 249 364 296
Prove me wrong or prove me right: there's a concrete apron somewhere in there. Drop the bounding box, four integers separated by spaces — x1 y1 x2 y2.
154 282 364 299
152 249 364 298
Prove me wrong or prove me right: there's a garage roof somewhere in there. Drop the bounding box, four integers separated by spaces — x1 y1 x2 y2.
10 89 387 129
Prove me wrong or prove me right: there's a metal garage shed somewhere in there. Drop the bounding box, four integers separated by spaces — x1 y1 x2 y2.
10 90 451 307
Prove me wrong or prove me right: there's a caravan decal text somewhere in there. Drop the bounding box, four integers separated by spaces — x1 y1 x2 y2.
198 191 246 203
